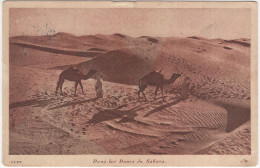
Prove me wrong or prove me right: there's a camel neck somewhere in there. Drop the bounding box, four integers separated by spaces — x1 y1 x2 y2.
164 77 178 84
83 75 91 80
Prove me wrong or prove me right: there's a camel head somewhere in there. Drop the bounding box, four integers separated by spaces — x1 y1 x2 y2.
83 69 98 79
170 73 181 81
163 73 181 84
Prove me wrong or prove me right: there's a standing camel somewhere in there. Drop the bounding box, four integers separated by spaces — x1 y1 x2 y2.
56 66 97 96
138 70 181 101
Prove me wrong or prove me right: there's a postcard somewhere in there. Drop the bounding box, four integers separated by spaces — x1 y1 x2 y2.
2 1 258 167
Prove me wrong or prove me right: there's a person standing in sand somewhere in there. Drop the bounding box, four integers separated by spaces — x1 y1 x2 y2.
179 76 191 99
95 72 104 98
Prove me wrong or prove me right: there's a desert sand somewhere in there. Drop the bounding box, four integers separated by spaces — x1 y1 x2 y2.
9 33 250 154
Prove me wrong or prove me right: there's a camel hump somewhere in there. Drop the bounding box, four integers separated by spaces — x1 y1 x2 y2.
60 67 81 77
152 68 162 73
150 71 163 76
142 71 164 82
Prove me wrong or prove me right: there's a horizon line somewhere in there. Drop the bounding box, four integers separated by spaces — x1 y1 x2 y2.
9 32 251 41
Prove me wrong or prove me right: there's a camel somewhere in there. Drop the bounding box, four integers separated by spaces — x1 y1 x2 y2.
138 70 181 101
56 66 97 96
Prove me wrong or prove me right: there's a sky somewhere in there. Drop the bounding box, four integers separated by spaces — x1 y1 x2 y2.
10 8 251 39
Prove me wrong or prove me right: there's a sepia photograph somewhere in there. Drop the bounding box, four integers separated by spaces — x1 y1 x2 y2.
2 1 258 167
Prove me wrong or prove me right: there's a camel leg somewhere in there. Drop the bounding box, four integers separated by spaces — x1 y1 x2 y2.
138 85 147 101
79 81 84 94
138 90 141 100
56 80 61 95
59 80 64 95
154 86 159 100
74 81 79 96
160 86 165 101
142 91 147 101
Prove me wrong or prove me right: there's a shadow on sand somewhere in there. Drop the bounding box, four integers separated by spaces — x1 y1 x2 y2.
9 98 57 109
143 97 186 117
88 104 144 125
48 97 98 110
214 101 250 133
9 97 98 110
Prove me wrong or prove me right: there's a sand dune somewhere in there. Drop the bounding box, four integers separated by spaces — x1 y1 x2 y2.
10 32 143 52
10 41 104 58
9 33 251 155
10 32 93 50
76 48 155 85
42 35 250 87
9 43 88 69
196 121 251 154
